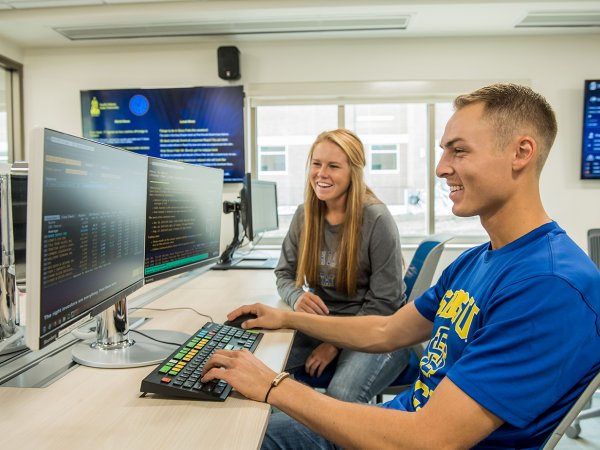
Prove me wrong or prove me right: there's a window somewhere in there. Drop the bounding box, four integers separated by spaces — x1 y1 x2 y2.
258 145 287 173
369 144 399 172
0 55 23 163
251 92 485 243
346 103 428 236
0 67 9 162
255 105 338 238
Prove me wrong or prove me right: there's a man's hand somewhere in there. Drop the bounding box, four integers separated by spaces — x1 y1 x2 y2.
201 349 276 402
294 292 329 315
226 303 288 330
305 342 339 377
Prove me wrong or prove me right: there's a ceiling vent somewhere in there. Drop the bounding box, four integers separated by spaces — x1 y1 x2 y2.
54 16 411 40
516 11 600 28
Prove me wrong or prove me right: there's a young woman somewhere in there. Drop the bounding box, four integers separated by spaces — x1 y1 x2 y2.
275 128 410 402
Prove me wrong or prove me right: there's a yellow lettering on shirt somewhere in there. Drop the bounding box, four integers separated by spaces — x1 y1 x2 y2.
437 289 480 339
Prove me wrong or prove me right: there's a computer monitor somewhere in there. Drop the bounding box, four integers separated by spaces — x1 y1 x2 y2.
144 157 223 283
26 128 185 368
213 172 279 270
241 172 280 242
581 79 600 179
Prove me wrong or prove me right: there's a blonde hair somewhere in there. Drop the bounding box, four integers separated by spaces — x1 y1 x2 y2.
454 83 557 174
296 129 380 296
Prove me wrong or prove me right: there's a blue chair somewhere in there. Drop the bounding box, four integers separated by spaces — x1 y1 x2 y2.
294 234 454 398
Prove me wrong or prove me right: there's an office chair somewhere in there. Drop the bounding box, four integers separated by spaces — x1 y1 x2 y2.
588 228 600 268
561 229 600 439
374 233 454 402
294 234 454 399
542 370 600 449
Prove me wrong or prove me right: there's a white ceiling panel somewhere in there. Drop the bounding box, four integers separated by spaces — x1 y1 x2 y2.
0 0 598 48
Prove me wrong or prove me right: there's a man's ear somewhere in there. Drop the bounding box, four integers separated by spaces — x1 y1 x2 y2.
512 136 536 172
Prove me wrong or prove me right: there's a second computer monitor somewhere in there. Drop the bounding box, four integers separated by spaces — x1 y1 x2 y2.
144 157 224 283
241 172 279 242
212 172 279 270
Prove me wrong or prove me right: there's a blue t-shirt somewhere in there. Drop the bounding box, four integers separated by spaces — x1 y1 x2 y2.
383 222 600 449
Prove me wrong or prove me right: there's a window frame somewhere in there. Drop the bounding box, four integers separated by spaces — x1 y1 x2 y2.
0 54 24 163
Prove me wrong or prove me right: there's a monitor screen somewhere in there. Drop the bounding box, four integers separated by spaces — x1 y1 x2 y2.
80 86 245 182
241 173 279 241
144 157 223 283
25 128 147 351
581 80 600 179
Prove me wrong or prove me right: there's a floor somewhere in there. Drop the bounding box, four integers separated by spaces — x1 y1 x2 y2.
555 392 600 450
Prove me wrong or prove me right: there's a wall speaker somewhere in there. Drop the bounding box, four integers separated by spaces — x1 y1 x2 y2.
217 46 241 80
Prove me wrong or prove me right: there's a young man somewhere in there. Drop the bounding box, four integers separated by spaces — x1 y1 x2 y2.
201 84 600 449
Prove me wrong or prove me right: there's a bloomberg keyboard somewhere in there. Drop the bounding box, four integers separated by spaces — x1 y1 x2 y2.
140 321 263 401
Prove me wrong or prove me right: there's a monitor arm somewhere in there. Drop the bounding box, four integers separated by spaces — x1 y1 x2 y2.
218 200 243 264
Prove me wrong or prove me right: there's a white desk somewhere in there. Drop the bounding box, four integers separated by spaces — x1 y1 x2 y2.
0 268 293 449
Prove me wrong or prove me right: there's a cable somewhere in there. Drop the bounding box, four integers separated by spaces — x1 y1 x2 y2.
129 306 213 323
129 329 182 347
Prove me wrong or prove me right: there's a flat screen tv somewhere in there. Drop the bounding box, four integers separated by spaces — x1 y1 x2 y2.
80 85 245 182
581 79 600 180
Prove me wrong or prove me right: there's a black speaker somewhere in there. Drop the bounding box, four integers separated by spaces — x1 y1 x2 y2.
217 46 241 80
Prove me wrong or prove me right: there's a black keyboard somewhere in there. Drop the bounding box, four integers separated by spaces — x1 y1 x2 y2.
140 321 263 401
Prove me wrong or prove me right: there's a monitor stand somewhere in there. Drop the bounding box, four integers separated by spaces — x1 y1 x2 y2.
72 297 188 369
212 254 278 270
0 326 27 357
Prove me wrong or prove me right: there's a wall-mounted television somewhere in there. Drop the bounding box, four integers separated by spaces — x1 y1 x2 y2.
80 85 245 182
581 80 600 180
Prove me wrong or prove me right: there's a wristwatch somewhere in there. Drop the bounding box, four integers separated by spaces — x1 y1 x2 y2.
264 371 290 403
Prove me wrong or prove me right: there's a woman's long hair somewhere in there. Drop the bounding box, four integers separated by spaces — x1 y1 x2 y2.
296 129 379 296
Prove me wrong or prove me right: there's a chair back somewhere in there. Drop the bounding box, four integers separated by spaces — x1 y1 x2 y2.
542 370 600 449
588 229 600 269
404 234 454 302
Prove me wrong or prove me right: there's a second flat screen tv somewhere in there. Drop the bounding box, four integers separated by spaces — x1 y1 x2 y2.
80 85 245 182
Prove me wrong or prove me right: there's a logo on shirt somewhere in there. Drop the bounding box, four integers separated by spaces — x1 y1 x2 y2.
420 325 450 377
319 250 337 287
437 289 480 339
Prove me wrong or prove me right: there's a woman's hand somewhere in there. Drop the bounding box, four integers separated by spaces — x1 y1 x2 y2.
304 342 339 377
293 292 329 315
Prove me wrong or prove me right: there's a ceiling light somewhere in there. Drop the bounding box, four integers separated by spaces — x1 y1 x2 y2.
516 11 600 28
54 16 411 40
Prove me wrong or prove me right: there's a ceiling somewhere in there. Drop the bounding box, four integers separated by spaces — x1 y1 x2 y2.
0 0 599 48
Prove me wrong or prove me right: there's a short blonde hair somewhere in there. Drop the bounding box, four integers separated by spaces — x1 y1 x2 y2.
454 83 557 174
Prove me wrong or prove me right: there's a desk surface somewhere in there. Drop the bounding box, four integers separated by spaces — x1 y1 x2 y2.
0 269 293 450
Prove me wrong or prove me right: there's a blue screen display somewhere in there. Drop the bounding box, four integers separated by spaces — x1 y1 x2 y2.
81 86 245 182
582 80 600 180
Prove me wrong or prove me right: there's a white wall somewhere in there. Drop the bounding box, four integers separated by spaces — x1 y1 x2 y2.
0 37 22 63
19 33 600 260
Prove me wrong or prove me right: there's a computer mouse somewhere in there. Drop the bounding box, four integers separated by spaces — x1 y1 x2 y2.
223 313 259 329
